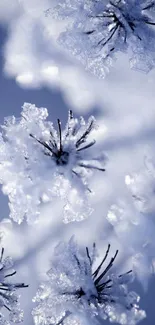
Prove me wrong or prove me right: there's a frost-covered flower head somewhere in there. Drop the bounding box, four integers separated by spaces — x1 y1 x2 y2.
0 103 106 224
0 247 28 324
32 237 145 325
29 109 105 175
52 0 155 77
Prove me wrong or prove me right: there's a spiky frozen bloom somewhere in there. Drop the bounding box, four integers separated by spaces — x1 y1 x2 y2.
51 0 155 77
0 247 28 324
125 154 155 215
0 103 106 224
32 237 145 325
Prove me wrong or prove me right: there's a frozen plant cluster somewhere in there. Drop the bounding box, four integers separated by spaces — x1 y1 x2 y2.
0 1 155 324
0 103 106 224
51 0 155 77
0 247 28 325
32 237 145 325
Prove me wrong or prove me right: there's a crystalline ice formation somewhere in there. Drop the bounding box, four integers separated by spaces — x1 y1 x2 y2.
125 155 155 215
32 237 145 325
52 0 155 77
0 248 28 324
0 103 106 224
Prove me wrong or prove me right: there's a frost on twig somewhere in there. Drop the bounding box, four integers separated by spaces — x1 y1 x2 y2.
32 237 145 325
0 103 106 224
0 247 28 324
52 0 155 77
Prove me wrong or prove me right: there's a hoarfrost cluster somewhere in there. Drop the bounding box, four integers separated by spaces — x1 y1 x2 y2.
0 103 106 224
125 154 155 215
51 0 155 77
107 199 155 285
33 237 145 325
0 248 28 325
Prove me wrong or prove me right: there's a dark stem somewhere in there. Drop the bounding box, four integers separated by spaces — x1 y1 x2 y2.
85 30 95 35
77 140 96 152
97 23 119 47
0 286 12 291
30 134 55 155
119 269 132 277
144 20 155 25
97 278 112 292
15 283 29 288
5 271 16 278
143 2 155 10
94 250 118 286
76 119 95 148
86 247 92 266
73 254 81 269
69 110 73 120
72 170 92 193
0 248 4 263
57 119 62 153
93 244 110 279
78 163 105 172
4 304 11 311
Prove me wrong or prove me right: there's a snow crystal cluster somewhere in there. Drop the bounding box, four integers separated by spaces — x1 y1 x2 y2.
51 0 155 77
125 154 155 215
0 247 28 324
107 198 155 286
32 237 145 325
0 103 106 224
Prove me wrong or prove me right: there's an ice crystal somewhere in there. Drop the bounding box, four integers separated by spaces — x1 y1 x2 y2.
125 155 155 215
52 0 155 77
0 247 28 324
107 200 155 287
0 103 106 224
32 237 145 325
